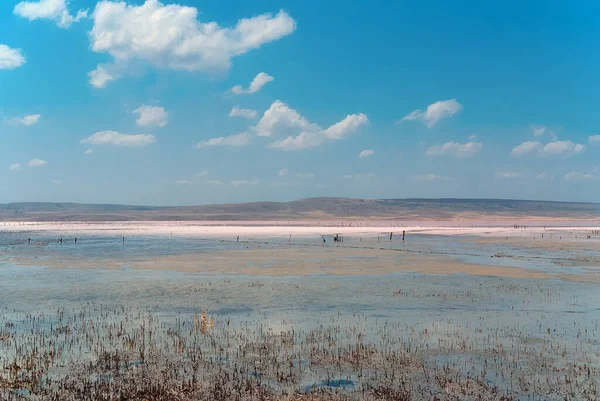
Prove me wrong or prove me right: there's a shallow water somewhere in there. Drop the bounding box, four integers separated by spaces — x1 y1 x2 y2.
1 232 599 399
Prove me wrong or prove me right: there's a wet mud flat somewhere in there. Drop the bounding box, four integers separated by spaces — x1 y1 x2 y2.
1 231 599 400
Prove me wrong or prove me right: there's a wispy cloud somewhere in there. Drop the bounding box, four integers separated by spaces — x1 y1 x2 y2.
196 132 251 148
426 141 482 158
52 179 63 185
358 149 374 158
296 172 315 179
399 99 462 128
343 173 375 180
175 179 191 185
229 106 257 119
277 168 288 177
530 125 547 137
409 174 452 181
9 114 40 126
81 131 156 147
589 135 600 144
9 163 22 171
84 149 94 155
230 180 259 187
564 172 595 181
495 171 524 180
232 72 274 94
195 170 208 177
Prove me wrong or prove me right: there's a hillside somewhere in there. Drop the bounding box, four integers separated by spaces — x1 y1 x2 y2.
0 198 598 222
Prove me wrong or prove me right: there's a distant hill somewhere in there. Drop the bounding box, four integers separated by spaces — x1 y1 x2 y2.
0 198 598 221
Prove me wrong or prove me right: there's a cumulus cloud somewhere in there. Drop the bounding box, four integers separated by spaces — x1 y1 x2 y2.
495 171 523 180
133 105 168 128
9 114 41 126
232 72 273 94
88 66 116 88
14 0 87 28
9 163 22 171
358 149 374 158
88 1 295 87
511 139 585 157
0 44 26 70
28 158 47 167
540 140 584 156
426 141 482 158
81 131 156 147
195 132 251 147
84 149 93 155
229 106 257 119
589 135 600 144
564 172 595 181
256 100 368 151
277 168 288 176
399 99 463 128
511 141 542 157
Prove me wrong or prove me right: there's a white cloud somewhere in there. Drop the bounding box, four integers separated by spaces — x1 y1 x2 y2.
323 114 369 139
196 132 251 147
88 66 116 88
409 174 452 181
531 125 547 137
231 180 259 187
0 44 26 70
343 173 375 180
88 1 295 87
358 149 374 158
232 72 273 94
134 105 168 128
195 170 208 177
426 141 482 158
257 100 368 151
278 168 288 176
84 149 94 155
229 106 257 119
495 171 524 180
9 163 22 171
81 131 156 147
296 172 314 178
540 140 584 156
206 180 222 185
52 179 63 185
564 172 595 181
28 158 47 167
10 114 41 126
175 179 190 185
589 135 600 144
400 99 463 128
14 0 87 28
511 141 542 157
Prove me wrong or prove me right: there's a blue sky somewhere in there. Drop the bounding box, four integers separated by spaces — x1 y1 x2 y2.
1 0 600 205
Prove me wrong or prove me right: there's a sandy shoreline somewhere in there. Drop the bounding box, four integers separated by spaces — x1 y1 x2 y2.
2 220 600 239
